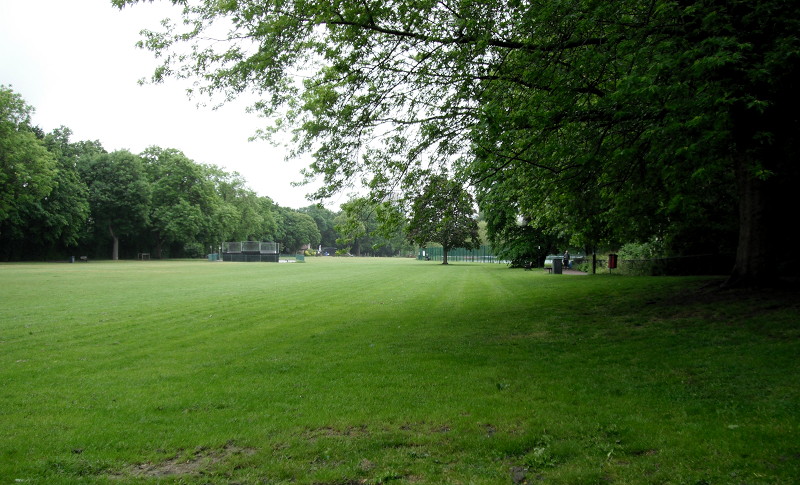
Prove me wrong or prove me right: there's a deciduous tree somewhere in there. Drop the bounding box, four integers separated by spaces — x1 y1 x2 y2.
299 204 338 248
114 0 800 285
334 197 408 256
0 86 58 259
406 175 479 265
80 150 150 260
207 167 275 244
37 127 94 256
278 207 321 253
141 147 220 258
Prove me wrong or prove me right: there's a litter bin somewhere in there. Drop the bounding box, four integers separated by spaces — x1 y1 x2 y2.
70 256 75 263
553 257 563 274
608 253 618 269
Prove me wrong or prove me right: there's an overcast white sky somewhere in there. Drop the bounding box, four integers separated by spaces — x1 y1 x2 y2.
0 0 335 209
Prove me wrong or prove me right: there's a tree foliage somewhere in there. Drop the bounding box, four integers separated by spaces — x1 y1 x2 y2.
79 150 151 260
209 167 278 243
299 204 339 248
114 0 800 284
278 208 321 253
0 86 58 258
334 196 410 256
142 147 222 257
39 127 93 252
0 86 325 261
406 175 479 265
334 198 370 256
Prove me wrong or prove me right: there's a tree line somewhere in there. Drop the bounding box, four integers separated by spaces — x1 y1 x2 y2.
1 85 420 261
113 0 800 286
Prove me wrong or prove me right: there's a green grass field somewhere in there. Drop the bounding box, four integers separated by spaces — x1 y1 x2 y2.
1 258 798 484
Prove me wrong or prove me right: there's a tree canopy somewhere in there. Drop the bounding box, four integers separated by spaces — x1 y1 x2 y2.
406 175 479 265
334 196 410 256
0 85 334 262
278 208 322 253
114 0 800 284
0 87 58 254
79 150 152 260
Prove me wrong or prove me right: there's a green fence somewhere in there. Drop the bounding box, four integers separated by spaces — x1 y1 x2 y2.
418 245 501 263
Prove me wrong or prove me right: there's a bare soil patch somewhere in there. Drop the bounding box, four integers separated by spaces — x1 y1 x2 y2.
125 442 257 478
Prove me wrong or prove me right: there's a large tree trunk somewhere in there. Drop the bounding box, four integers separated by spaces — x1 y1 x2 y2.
725 151 796 287
442 247 449 265
109 224 119 261
725 77 800 287
726 157 768 286
154 234 164 259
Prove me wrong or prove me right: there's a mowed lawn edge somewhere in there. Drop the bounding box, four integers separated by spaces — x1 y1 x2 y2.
1 259 798 484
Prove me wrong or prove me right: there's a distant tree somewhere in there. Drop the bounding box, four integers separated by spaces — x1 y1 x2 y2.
141 147 220 258
406 175 479 265
333 196 411 256
35 127 95 256
254 196 280 241
372 200 414 257
80 150 150 260
479 198 563 269
334 198 370 256
0 86 58 259
279 208 321 253
299 204 338 248
206 166 280 245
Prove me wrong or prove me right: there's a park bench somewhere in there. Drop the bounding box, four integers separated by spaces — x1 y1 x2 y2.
79 256 88 262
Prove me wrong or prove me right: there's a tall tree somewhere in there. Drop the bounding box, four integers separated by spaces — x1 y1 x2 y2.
254 196 280 241
479 196 564 269
406 175 479 265
0 86 58 259
115 0 800 285
141 147 220 258
278 207 321 253
80 150 151 260
334 197 371 256
206 165 280 244
335 197 410 256
299 204 339 248
37 127 95 256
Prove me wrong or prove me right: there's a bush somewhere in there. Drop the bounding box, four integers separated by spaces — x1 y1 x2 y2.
617 239 666 260
576 260 594 273
182 242 205 259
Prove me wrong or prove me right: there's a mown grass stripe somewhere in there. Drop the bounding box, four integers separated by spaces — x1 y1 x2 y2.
1 259 798 484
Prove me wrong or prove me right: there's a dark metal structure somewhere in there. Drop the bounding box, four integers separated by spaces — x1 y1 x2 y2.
221 241 280 262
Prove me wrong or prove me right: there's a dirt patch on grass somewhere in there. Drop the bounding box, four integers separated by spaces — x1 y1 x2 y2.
125 442 256 478
303 425 370 440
